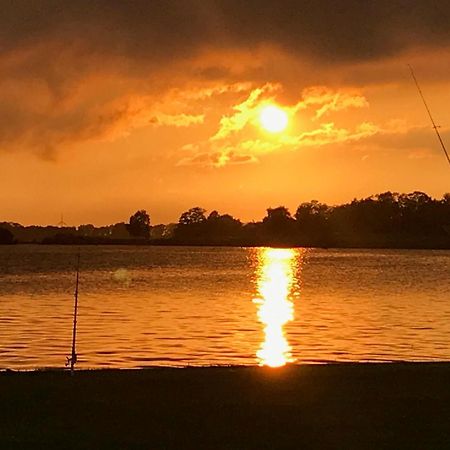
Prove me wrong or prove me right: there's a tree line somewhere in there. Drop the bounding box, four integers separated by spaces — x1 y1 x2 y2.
165 191 450 248
1 191 449 248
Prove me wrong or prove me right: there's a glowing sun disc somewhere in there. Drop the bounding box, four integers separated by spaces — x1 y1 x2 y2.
259 105 288 133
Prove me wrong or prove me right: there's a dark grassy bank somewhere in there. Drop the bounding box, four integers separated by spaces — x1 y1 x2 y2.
1 363 450 449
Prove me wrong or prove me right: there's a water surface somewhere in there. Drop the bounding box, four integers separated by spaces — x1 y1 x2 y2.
0 245 449 369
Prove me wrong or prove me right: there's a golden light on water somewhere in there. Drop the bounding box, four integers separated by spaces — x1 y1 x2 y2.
253 248 298 367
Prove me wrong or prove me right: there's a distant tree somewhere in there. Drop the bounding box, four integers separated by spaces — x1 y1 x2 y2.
295 201 331 245
174 207 207 241
179 207 206 225
397 191 434 234
127 210 151 239
295 200 328 222
207 210 220 221
0 227 15 244
262 206 296 244
150 224 166 239
204 211 242 242
174 208 244 243
264 206 292 222
78 224 95 237
241 222 262 245
2 190 448 248
163 223 177 238
443 193 450 205
372 192 402 232
111 222 131 239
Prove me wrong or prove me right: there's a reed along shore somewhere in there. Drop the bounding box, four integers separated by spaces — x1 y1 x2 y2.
1 363 449 449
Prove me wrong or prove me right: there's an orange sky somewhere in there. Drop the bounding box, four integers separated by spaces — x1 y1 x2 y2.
1 1 449 226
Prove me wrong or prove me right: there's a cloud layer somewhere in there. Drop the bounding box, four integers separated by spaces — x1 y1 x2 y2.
3 1 450 61
1 1 450 157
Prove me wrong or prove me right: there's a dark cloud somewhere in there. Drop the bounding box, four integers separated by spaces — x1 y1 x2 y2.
1 0 450 155
2 0 449 62
369 126 450 153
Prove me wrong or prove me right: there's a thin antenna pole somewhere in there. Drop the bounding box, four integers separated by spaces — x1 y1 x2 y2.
408 65 450 167
58 213 67 228
67 252 80 375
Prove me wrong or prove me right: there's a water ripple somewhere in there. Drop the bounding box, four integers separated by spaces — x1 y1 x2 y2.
0 245 449 369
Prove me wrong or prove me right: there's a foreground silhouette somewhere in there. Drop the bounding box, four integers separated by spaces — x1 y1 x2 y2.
1 364 449 449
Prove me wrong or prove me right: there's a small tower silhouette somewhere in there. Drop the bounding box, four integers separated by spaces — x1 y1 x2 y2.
57 213 67 228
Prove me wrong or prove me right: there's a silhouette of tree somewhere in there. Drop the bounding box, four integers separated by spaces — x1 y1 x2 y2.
1 191 449 248
175 207 207 241
174 208 243 244
295 201 331 246
262 207 296 244
127 210 150 239
207 210 220 221
110 222 130 239
0 227 15 244
264 206 292 222
179 207 206 225
295 201 328 222
204 212 242 242
78 224 95 236
397 191 433 234
443 193 450 205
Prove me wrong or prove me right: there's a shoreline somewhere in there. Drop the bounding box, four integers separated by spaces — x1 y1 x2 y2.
2 362 449 449
3 241 450 250
2 359 450 372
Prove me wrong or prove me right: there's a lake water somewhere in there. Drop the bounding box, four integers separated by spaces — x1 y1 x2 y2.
0 245 449 369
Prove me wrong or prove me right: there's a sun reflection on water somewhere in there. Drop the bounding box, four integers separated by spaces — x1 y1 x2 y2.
253 248 300 367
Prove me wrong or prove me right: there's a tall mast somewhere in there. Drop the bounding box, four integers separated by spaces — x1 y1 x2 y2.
67 252 80 375
408 65 450 168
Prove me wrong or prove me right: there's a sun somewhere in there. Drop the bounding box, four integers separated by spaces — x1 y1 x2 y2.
259 105 288 133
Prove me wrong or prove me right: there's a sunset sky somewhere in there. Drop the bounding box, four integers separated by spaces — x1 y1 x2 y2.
1 0 449 226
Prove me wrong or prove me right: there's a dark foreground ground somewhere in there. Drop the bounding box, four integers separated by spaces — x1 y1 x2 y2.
1 363 450 449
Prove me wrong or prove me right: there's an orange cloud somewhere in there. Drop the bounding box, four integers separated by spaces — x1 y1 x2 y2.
178 150 257 167
178 84 378 167
149 113 204 127
211 84 280 141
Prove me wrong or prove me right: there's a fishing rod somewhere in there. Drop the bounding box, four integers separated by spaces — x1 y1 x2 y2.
408 64 450 168
66 251 80 375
